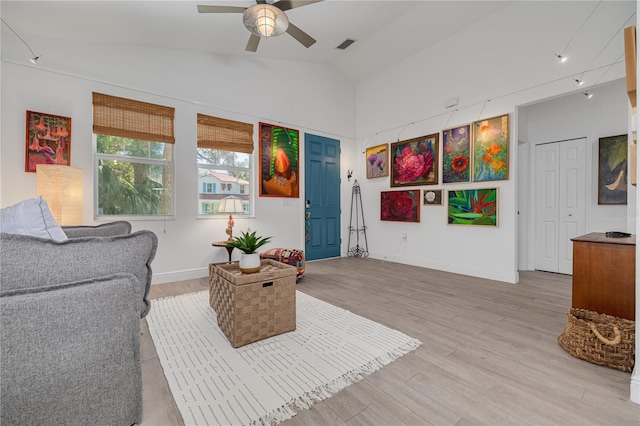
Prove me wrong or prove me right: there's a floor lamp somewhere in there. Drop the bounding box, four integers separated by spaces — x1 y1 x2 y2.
36 164 83 226
217 196 244 242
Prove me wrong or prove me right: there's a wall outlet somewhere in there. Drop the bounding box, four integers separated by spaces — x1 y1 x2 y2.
402 232 408 241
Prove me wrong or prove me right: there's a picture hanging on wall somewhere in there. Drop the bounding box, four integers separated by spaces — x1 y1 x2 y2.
472 114 509 181
365 143 389 178
390 133 439 187
259 122 299 198
442 124 471 183
447 188 498 226
25 110 72 173
423 189 443 205
380 190 420 222
598 134 628 205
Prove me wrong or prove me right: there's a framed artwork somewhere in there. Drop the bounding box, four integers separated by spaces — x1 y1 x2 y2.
598 134 628 205
447 188 498 226
25 110 71 173
423 189 443 205
365 143 389 178
381 190 420 222
442 124 471 183
259 122 299 198
472 114 509 181
391 133 439 187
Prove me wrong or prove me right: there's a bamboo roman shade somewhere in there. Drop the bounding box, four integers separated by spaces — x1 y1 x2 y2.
92 92 175 143
197 114 254 154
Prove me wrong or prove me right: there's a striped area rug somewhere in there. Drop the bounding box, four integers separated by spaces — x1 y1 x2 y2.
146 290 421 425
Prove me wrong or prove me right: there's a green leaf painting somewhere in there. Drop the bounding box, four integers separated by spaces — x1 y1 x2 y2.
447 188 498 226
598 134 628 205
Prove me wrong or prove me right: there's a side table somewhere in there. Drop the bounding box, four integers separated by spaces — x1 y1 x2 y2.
212 240 234 262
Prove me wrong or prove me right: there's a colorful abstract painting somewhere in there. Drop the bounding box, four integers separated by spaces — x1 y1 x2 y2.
259 122 299 198
447 188 498 226
442 124 471 183
598 134 628 205
391 133 439 187
381 190 420 222
25 111 72 172
472 114 509 181
365 143 389 178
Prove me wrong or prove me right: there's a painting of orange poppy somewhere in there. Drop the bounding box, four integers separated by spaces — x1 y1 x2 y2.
472 114 509 181
442 124 471 183
259 122 299 198
25 111 72 172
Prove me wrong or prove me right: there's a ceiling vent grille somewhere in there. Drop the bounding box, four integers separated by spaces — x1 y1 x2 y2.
336 39 356 50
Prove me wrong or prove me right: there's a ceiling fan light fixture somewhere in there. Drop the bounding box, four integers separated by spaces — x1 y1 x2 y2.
243 4 289 38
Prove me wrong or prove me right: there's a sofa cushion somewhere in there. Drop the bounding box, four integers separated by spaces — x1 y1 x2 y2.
0 197 67 241
63 221 132 238
260 248 305 283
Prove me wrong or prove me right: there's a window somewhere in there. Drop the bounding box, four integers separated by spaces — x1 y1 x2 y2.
197 114 253 216
93 93 174 217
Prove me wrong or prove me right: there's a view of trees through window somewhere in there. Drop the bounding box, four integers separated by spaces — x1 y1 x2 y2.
96 135 173 216
198 148 251 215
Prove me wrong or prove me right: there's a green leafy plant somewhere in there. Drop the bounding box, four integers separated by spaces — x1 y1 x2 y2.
227 231 272 254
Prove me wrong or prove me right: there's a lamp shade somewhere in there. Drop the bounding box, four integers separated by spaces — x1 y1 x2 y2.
218 196 244 214
243 4 289 38
36 165 83 226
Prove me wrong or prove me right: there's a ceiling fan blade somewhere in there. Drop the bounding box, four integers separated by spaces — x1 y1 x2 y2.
273 0 323 12
197 5 246 13
245 34 260 52
286 22 316 48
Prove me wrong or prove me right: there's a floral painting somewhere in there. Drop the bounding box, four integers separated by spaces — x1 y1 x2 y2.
381 190 420 222
423 189 443 205
259 122 299 198
598 134 628 205
442 124 471 183
448 188 498 226
25 110 72 172
365 143 389 178
391 133 439 187
472 114 509 181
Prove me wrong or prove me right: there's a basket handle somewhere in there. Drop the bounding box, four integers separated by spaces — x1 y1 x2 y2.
588 322 621 345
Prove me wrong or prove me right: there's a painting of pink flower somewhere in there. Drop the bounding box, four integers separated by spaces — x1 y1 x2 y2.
391 133 439 187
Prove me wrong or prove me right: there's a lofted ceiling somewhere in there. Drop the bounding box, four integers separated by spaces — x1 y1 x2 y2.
0 0 514 82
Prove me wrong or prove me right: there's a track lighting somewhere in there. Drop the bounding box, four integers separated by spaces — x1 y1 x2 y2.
555 53 568 63
584 92 593 99
30 56 41 64
1 18 41 64
574 78 584 86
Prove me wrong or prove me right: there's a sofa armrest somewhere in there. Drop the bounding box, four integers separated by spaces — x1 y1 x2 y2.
0 230 157 317
62 221 132 238
1 273 142 425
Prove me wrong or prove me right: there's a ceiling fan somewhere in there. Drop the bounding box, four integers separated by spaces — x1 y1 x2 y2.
198 0 323 52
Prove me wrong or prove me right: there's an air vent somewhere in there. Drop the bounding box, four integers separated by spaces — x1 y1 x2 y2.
336 39 356 50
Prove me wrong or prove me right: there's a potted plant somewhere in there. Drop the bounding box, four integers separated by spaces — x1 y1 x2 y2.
226 230 272 273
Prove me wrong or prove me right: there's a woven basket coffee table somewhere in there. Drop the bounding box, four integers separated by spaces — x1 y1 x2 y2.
209 259 297 348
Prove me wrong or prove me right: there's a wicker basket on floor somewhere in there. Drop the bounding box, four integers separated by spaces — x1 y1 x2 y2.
557 308 635 373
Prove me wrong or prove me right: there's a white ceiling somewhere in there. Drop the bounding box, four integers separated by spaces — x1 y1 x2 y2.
0 0 514 81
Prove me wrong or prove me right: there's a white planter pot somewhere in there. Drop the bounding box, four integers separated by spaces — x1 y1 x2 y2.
239 252 261 273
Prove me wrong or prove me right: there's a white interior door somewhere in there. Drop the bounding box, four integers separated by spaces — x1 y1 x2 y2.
534 138 587 274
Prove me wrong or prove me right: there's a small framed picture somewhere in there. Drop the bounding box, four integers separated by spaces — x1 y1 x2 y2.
423 189 443 205
25 110 72 172
365 143 389 178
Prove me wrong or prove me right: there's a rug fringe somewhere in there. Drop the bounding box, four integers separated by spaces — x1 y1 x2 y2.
251 338 422 426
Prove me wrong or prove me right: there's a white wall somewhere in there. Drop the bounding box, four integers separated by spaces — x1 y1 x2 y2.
517 79 634 270
0 40 357 284
352 1 634 283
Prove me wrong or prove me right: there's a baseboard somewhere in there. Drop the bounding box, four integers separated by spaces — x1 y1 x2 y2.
631 368 640 404
152 267 208 285
367 251 519 284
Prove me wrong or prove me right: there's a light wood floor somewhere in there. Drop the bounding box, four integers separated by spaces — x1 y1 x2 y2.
140 257 639 425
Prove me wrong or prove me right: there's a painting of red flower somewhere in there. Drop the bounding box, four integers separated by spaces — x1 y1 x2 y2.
380 190 420 222
391 133 439 187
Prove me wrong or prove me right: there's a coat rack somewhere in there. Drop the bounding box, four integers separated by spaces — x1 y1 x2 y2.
347 180 369 257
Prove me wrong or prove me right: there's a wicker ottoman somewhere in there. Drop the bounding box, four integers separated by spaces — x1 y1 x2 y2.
209 259 296 348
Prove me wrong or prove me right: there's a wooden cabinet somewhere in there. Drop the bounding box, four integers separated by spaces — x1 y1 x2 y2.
571 233 635 320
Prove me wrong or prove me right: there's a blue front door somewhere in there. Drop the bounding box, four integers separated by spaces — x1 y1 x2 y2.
304 133 341 261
